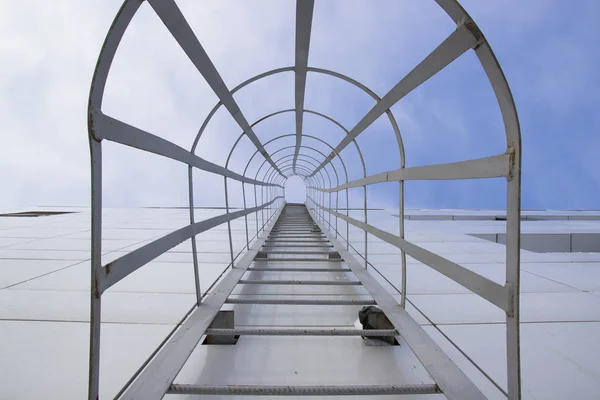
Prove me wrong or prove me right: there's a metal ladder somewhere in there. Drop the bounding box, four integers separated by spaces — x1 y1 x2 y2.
166 203 479 398
87 1 522 398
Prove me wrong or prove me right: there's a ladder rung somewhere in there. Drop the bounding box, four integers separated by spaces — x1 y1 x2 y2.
263 244 330 247
271 231 322 234
268 237 324 240
270 233 321 235
225 298 376 305
274 225 315 227
261 251 333 255
238 280 361 285
270 234 324 237
266 237 326 240
271 225 321 232
247 267 350 272
274 226 316 229
204 328 396 336
169 384 440 396
262 245 333 248
272 230 318 232
273 229 317 231
264 240 329 243
254 258 343 262
271 231 321 234
272 227 320 230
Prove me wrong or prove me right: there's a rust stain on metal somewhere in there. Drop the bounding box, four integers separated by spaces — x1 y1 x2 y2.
505 282 516 318
93 274 101 299
507 146 516 181
462 18 485 50
88 109 104 142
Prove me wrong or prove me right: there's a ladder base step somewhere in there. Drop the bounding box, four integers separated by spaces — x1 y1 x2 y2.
204 328 397 336
271 233 324 235
264 240 329 243
264 242 330 245
169 384 440 396
247 267 351 272
271 232 322 234
269 236 325 238
259 251 334 255
273 226 317 229
271 231 322 233
225 298 375 305
262 244 333 248
254 258 343 262
238 280 361 285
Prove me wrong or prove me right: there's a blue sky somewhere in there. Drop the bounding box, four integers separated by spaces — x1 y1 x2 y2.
1 0 598 211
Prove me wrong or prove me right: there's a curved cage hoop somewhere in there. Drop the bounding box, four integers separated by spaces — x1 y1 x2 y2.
87 1 521 399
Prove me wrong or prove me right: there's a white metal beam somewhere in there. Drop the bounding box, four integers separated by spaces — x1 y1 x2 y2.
92 110 280 187
311 20 481 176
168 383 439 396
309 199 509 312
147 0 285 178
292 0 315 173
117 205 283 400
312 208 487 400
311 153 510 193
100 197 281 293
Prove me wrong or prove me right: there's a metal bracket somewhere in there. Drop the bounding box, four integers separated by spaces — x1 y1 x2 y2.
254 251 268 259
203 310 238 345
459 17 485 50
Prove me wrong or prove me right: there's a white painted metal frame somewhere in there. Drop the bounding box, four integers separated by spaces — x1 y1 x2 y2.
311 211 487 399
292 0 314 174
87 1 285 398
306 5 521 400
87 0 521 399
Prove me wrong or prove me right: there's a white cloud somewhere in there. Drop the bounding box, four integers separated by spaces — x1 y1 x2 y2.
2 0 596 211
